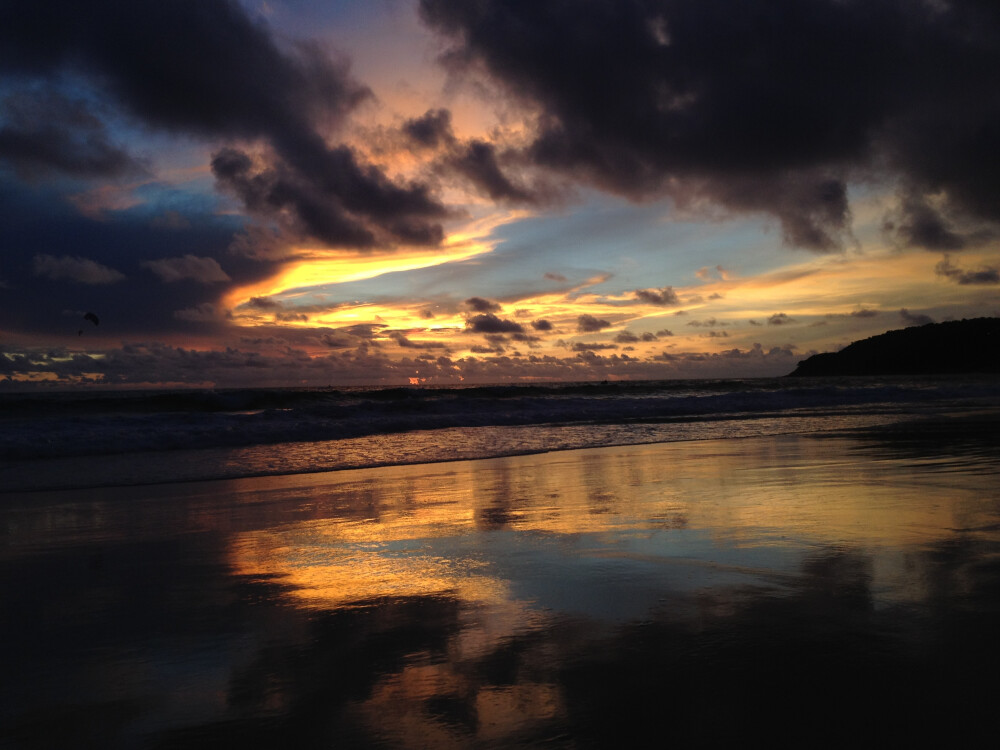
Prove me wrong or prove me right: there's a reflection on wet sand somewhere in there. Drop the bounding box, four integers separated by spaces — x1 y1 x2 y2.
2 426 999 747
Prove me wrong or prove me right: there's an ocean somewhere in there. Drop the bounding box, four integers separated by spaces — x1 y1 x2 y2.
3 374 1000 747
3 374 998 491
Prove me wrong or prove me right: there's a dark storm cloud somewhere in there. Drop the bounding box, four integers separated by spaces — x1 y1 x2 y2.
420 0 1000 250
884 195 967 251
466 313 525 333
634 286 679 306
448 140 534 203
0 181 273 338
142 255 230 284
935 255 1000 285
210 144 445 249
464 296 502 313
0 91 145 179
615 330 659 343
33 254 126 285
389 331 449 350
572 342 618 352
398 107 542 205
275 311 309 322
511 332 540 344
899 308 935 326
246 297 282 311
577 314 611 333
403 108 456 149
0 0 447 249
768 313 795 325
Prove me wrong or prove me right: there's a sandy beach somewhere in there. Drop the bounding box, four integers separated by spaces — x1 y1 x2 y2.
2 419 999 748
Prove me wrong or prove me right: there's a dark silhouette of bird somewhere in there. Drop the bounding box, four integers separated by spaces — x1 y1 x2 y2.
79 311 100 336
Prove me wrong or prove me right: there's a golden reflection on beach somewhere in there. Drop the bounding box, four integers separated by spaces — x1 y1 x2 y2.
228 434 999 610
4 429 1000 747
215 433 1000 746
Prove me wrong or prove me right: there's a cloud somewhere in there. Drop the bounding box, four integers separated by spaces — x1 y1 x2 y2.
466 313 525 333
33 254 125 284
173 303 227 323
470 344 503 354
768 313 795 325
615 330 659 343
389 331 449 350
531 319 553 331
935 255 1000 285
0 90 145 179
464 296 501 313
510 332 540 344
142 255 231 283
849 308 879 318
448 140 534 203
227 225 289 261
884 195 967 251
403 108 456 149
317 325 386 349
1 0 447 251
211 146 445 249
572 342 618 351
1 335 807 387
633 286 679 306
246 296 282 311
899 308 935 326
420 0 1000 249
576 314 611 332
544 272 567 282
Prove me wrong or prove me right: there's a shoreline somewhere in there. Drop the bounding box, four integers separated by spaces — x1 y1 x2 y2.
2 406 996 506
5 406 994 495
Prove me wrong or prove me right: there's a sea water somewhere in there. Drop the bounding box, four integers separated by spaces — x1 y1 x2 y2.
2 374 998 490
2 375 1000 747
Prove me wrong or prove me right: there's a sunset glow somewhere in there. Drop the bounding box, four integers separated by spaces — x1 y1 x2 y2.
2 0 997 388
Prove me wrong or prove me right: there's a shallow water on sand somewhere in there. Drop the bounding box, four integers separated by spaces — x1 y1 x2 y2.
2 424 999 747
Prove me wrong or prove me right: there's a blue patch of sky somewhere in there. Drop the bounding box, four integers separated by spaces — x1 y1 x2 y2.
278 192 795 307
126 181 236 222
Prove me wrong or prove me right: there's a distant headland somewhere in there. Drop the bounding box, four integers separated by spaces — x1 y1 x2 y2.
787 318 1000 377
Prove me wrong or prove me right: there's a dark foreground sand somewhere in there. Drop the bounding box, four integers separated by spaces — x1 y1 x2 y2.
2 416 999 748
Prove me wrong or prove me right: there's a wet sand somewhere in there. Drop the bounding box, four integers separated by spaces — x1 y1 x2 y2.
2 419 999 748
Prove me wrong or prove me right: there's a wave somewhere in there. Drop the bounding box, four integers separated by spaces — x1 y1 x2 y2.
3 375 997 462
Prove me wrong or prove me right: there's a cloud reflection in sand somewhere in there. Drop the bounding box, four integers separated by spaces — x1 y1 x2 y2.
3 428 1000 747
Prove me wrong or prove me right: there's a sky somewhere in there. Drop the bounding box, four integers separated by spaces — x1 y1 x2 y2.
1 0 998 389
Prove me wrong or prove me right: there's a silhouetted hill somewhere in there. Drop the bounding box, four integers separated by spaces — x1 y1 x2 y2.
787 318 1000 377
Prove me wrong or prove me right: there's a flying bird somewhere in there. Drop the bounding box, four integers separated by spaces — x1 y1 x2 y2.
79 311 100 336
